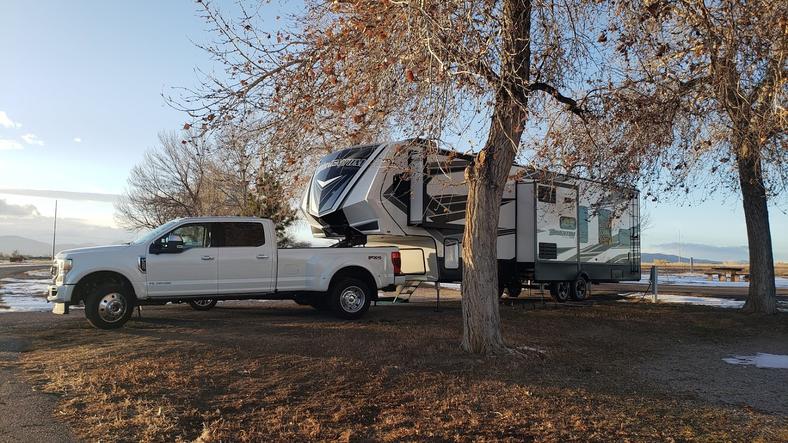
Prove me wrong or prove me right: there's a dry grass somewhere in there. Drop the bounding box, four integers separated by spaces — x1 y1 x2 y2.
3 298 787 442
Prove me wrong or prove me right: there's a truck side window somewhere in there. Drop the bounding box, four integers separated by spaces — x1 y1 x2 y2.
216 222 265 247
156 223 208 249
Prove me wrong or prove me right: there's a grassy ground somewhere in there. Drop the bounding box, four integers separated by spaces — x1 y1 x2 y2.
1 291 786 442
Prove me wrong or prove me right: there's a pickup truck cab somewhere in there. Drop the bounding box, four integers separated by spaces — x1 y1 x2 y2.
47 217 402 329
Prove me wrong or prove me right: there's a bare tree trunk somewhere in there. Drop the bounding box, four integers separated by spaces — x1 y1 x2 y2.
460 0 531 354
460 115 519 354
737 147 777 314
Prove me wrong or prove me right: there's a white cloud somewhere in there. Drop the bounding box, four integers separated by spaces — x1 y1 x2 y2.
73 137 82 143
0 139 23 150
21 133 44 146
0 198 39 217
0 111 22 129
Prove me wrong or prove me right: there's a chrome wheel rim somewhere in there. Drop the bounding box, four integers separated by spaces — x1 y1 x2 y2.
339 286 365 313
193 299 215 307
98 292 127 323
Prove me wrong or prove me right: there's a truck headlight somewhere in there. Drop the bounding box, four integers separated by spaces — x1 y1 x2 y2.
55 258 73 284
62 259 73 274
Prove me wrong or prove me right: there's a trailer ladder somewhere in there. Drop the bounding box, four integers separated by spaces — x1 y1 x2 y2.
375 279 426 304
630 198 641 273
393 280 423 303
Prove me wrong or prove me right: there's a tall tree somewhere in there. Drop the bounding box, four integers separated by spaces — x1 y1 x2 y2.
116 130 298 242
184 0 603 353
544 0 786 313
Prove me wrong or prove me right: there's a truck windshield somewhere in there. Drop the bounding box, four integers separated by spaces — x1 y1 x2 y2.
130 219 181 245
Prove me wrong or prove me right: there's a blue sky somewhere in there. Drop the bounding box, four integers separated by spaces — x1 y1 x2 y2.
0 0 785 261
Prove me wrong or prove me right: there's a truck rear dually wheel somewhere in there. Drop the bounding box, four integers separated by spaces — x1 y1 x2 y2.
188 299 218 311
330 277 371 319
84 282 134 329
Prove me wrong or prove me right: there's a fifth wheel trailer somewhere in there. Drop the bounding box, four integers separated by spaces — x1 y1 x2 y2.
301 140 641 301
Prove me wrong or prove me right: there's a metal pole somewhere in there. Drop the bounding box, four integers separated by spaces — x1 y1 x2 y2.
650 265 658 303
52 200 58 259
434 281 441 312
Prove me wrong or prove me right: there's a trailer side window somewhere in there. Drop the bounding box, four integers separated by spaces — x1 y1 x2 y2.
559 216 576 230
598 209 613 245
537 185 556 203
444 239 459 270
578 206 589 243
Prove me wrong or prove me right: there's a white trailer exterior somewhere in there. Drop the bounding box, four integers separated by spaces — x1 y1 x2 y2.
301 141 641 300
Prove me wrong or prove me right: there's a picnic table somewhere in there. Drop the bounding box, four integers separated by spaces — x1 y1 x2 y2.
704 266 748 282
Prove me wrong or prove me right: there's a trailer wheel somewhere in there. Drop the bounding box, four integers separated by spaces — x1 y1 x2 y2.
549 281 571 303
571 277 590 301
329 277 371 320
84 282 134 329
188 299 218 311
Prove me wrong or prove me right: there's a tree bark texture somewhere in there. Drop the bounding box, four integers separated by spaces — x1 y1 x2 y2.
460 0 531 354
737 143 777 314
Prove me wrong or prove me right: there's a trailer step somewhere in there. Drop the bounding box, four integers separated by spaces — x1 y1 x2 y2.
393 280 423 303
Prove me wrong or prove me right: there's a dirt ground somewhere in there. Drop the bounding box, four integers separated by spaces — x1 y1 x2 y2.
0 285 786 442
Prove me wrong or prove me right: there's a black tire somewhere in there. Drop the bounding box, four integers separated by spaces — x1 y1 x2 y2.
549 281 571 303
188 299 218 311
329 277 372 320
570 277 590 301
84 282 134 329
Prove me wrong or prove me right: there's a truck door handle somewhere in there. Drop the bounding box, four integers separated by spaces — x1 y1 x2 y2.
256 254 269 259
201 256 215 261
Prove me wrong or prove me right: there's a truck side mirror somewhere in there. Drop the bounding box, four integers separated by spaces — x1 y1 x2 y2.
149 234 185 254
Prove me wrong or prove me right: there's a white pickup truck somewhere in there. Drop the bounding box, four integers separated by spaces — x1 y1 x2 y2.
47 217 403 329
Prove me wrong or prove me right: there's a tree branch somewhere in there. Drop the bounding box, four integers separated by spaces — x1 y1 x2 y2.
527 82 586 116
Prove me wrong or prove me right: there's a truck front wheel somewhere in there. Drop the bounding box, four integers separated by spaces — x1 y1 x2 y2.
84 282 134 329
329 277 371 320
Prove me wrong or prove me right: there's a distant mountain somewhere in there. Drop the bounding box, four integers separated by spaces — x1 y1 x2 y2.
0 235 97 257
641 252 723 264
649 242 750 262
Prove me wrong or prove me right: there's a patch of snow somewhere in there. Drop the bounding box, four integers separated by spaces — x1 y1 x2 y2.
25 268 52 278
638 273 788 288
440 283 461 290
0 271 51 313
621 293 788 312
722 353 788 369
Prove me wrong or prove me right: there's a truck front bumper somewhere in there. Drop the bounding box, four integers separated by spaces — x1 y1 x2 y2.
47 284 74 314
